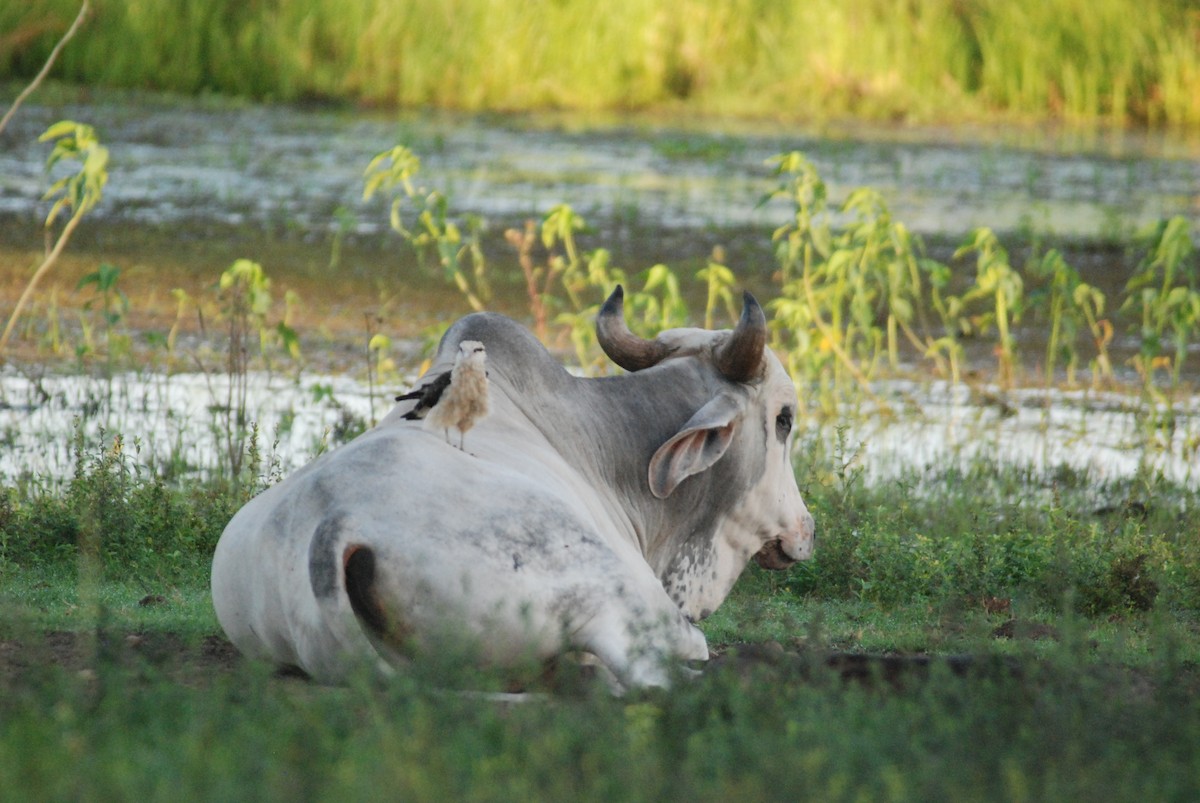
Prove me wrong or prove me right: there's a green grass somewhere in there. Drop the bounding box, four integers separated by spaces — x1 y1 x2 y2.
2 587 1198 800
0 563 216 638
3 0 1199 127
2 433 1199 799
9 650 1200 800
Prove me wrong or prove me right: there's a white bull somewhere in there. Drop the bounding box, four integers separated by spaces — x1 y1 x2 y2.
211 287 815 689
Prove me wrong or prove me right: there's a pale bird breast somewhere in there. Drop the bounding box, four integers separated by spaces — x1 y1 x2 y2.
426 364 489 430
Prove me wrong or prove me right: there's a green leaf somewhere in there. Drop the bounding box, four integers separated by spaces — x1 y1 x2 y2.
38 120 81 142
891 296 913 322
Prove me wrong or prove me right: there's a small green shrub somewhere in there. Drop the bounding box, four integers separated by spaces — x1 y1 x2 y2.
365 146 700 369
790 460 1198 617
768 152 941 414
1027 249 1112 388
0 119 109 356
953 228 1026 388
0 431 238 578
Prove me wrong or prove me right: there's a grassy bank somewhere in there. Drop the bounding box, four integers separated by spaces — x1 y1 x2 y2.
3 0 1199 127
6 432 1199 625
2 442 1199 800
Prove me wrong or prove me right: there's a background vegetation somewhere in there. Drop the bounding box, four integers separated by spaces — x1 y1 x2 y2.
1 129 1197 798
3 0 1200 127
2 6 1200 797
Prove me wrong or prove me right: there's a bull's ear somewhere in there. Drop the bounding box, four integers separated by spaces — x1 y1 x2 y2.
648 394 743 499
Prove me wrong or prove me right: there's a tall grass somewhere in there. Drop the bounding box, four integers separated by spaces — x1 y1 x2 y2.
3 0 1199 126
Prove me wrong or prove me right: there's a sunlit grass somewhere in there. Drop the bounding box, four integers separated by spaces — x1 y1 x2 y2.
3 0 1199 126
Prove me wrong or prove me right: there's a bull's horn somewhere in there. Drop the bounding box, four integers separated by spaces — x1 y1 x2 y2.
595 285 674 372
714 291 767 383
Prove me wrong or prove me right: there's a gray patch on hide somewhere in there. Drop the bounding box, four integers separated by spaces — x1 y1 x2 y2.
309 513 348 599
271 479 333 543
468 498 610 574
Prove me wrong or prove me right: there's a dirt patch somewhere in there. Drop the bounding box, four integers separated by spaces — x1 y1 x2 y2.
707 641 1025 692
2 629 1191 699
0 629 243 687
0 628 1019 694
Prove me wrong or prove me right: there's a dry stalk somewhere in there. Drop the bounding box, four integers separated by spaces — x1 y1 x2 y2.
0 1 91 137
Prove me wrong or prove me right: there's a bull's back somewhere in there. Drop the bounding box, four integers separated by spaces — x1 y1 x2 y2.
210 424 610 676
211 426 429 668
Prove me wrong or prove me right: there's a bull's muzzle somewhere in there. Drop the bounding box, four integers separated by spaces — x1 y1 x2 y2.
753 513 815 570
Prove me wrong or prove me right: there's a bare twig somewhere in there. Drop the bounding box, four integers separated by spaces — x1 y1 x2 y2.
507 221 549 342
0 206 85 354
0 1 91 138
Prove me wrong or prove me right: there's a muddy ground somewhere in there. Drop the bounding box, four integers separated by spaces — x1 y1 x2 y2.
0 629 242 687
1 624 1172 699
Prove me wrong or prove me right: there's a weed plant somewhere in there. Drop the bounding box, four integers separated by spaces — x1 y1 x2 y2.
791 456 1200 616
0 427 239 580
0 120 108 357
4 0 1200 127
365 145 694 370
1123 217 1200 401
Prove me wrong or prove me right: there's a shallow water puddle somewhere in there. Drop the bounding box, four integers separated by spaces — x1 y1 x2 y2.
829 381 1199 490
0 369 377 483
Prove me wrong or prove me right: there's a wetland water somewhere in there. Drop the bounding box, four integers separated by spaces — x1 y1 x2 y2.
0 368 1195 490
0 97 1198 485
3 97 1199 248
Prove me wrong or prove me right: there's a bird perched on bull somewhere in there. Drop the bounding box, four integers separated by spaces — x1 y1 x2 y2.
396 340 489 450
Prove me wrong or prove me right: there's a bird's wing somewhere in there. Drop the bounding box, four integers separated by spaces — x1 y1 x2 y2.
395 370 452 420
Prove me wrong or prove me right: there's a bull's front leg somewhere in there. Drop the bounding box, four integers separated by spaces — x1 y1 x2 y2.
570 588 709 691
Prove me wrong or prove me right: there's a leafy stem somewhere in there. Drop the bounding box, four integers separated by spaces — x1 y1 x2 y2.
1 121 108 358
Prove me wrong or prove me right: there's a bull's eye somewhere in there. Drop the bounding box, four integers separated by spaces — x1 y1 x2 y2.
775 407 793 441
